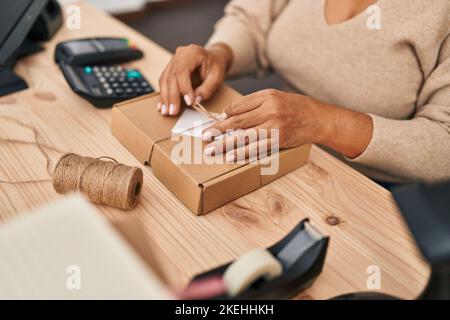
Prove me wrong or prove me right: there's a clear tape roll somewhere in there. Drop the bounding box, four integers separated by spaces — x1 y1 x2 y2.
223 249 283 296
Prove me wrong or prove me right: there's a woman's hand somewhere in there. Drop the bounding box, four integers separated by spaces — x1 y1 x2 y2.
202 89 373 162
157 43 233 116
202 90 324 162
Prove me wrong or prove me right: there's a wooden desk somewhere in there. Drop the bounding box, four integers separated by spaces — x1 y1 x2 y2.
0 1 430 299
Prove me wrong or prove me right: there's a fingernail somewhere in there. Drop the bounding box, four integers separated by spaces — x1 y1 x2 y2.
220 112 228 120
169 104 175 115
195 96 202 104
161 104 168 115
157 102 161 111
202 130 212 141
184 95 192 106
226 152 236 163
204 146 215 156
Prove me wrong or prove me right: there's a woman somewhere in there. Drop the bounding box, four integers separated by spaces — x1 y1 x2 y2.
158 0 450 184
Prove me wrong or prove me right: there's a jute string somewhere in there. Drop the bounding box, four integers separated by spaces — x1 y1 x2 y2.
191 102 222 121
0 116 143 210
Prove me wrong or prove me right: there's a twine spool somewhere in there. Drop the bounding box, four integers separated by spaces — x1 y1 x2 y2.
53 153 143 210
0 116 143 210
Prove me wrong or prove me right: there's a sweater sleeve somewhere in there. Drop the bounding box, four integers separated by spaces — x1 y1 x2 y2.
206 0 289 76
348 35 450 183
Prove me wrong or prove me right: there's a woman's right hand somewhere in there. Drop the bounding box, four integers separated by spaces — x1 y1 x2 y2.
157 43 233 116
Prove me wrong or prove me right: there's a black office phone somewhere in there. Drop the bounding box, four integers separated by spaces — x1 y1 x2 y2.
55 37 154 108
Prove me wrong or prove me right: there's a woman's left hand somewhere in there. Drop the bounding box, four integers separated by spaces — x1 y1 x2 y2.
202 89 327 162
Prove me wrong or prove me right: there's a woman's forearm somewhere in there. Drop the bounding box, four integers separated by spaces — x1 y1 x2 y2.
203 89 373 161
313 101 374 159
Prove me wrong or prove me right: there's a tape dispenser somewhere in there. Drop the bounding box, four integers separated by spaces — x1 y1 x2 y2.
183 219 329 300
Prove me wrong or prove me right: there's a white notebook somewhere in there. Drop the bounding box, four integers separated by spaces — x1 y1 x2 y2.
0 194 172 300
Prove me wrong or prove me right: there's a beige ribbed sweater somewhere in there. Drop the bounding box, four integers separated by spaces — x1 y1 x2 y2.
207 0 450 183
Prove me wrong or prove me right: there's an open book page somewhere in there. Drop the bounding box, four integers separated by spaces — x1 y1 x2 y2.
0 194 172 299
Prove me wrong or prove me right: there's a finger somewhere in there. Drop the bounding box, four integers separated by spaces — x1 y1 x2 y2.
204 128 257 156
176 69 195 106
202 106 265 141
225 137 278 163
167 76 181 116
224 92 266 117
204 125 272 156
159 68 170 115
194 66 223 102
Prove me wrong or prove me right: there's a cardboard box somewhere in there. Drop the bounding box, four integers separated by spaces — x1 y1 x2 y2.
111 86 311 215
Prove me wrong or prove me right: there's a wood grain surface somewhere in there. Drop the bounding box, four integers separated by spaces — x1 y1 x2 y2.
0 1 430 299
